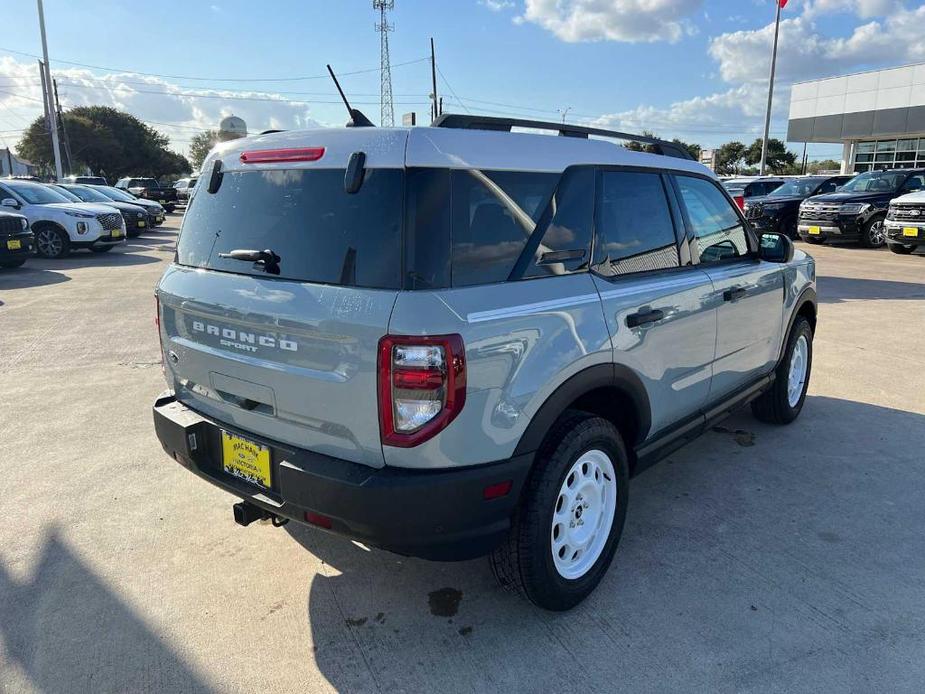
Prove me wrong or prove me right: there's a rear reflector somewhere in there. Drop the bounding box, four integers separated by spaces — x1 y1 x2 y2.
305 511 333 529
483 480 513 500
240 147 325 164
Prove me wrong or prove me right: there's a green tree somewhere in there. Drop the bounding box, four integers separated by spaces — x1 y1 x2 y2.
744 138 797 174
671 138 702 161
625 130 660 153
189 129 220 170
714 141 747 175
807 159 842 174
17 106 190 180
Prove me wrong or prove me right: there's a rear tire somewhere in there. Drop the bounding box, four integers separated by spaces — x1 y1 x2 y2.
861 217 886 248
888 244 915 255
0 258 26 268
489 410 629 611
33 224 70 259
751 316 813 425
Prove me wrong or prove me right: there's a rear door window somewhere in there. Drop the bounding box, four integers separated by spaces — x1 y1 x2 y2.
592 170 680 277
177 168 403 288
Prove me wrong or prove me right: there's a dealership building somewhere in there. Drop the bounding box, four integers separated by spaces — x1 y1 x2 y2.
787 62 925 174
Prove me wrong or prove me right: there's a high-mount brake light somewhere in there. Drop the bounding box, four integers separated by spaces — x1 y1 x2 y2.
378 334 466 447
239 147 326 164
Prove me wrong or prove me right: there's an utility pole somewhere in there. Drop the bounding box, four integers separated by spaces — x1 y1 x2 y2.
759 0 785 176
52 78 73 176
430 37 438 122
558 106 572 123
373 0 395 127
36 0 63 180
801 141 808 174
38 61 50 131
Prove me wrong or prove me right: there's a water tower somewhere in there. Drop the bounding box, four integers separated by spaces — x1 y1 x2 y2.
218 115 247 142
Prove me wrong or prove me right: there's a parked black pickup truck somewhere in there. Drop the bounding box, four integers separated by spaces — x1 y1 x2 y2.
743 175 853 239
114 177 178 213
797 168 925 247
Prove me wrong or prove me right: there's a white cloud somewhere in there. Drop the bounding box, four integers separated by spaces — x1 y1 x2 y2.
709 5 925 85
0 56 322 158
519 0 703 44
588 1 925 147
479 0 514 11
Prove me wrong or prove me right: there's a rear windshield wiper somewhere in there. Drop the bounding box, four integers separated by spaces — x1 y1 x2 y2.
218 248 281 275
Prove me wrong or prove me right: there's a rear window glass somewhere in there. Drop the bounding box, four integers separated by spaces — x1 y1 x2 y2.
176 169 403 288
449 170 556 286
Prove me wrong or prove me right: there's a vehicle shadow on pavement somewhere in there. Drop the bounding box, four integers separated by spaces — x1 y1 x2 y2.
817 275 925 303
0 267 71 291
25 248 163 272
0 529 214 693
287 395 925 693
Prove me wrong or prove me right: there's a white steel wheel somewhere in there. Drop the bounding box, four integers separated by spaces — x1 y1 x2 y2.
787 334 808 408
551 449 617 580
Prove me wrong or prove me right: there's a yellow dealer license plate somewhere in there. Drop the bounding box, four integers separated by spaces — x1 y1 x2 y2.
903 227 919 237
221 431 271 489
112 229 122 238
6 239 21 250
808 226 821 235
138 221 146 228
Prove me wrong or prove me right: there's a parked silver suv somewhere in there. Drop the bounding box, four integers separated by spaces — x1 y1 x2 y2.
153 116 817 610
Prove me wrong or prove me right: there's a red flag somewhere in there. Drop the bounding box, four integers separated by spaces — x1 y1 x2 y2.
779 0 788 7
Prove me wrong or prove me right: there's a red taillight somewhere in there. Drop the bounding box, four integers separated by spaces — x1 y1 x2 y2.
378 334 466 447
239 147 325 164
733 194 745 210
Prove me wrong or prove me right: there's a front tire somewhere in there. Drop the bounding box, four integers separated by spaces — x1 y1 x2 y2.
752 316 813 425
861 217 886 248
888 244 915 255
490 411 629 611
33 224 70 259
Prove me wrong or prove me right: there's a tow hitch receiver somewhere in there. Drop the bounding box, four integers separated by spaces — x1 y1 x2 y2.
233 501 270 526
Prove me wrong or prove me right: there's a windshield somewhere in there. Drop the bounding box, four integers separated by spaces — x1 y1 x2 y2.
66 185 115 203
97 187 138 202
51 186 83 202
177 169 403 288
768 179 824 197
6 182 71 205
838 171 906 193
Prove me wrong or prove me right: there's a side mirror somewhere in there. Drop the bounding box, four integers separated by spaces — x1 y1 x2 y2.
759 232 794 263
1 197 19 209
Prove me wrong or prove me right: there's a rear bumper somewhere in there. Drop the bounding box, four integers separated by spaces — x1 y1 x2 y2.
152 393 532 561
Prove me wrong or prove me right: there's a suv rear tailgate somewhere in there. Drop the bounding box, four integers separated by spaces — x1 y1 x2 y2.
158 266 396 468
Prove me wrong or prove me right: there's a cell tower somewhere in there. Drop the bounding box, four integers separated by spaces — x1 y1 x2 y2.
374 0 395 127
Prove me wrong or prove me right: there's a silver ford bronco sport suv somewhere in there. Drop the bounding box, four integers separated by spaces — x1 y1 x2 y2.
153 115 816 610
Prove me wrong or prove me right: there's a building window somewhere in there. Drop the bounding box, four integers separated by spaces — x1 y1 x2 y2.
853 139 925 173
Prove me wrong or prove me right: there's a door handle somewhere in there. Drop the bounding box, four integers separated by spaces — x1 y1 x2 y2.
723 287 747 302
626 309 664 328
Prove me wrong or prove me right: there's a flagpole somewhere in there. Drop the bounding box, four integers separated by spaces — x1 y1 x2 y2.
759 0 782 175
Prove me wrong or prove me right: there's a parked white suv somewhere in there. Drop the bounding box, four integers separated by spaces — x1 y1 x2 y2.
0 180 126 258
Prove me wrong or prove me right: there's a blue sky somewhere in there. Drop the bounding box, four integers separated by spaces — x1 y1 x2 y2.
1 0 923 162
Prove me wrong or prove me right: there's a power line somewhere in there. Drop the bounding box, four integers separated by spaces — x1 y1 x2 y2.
436 65 470 115
0 45 428 82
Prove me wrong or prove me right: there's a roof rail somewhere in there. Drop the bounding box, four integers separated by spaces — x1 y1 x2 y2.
431 114 694 161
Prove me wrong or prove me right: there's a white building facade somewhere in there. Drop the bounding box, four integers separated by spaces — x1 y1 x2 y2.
787 62 925 174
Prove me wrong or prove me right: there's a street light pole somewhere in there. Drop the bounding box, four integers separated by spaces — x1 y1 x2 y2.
37 0 63 180
759 0 783 176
